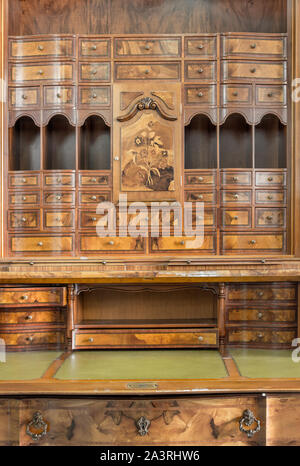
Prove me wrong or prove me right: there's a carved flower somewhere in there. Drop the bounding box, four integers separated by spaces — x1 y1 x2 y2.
135 136 143 146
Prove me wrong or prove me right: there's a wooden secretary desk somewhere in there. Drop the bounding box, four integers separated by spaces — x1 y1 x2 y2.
1 0 300 446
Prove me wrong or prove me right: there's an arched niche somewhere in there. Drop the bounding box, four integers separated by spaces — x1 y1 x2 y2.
79 115 111 170
45 115 76 169
220 113 252 169
184 114 217 169
10 116 40 170
255 114 286 169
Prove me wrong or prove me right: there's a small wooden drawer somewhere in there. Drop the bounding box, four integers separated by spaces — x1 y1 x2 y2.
9 192 39 206
221 209 251 228
185 171 216 186
79 38 110 58
74 329 218 349
255 171 286 187
221 171 252 186
184 85 216 105
255 208 285 228
0 287 67 307
184 190 216 203
44 86 75 107
227 308 296 324
79 211 110 229
185 36 217 58
9 63 74 83
114 38 181 57
79 191 111 205
44 191 75 206
8 210 39 230
44 173 75 188
0 309 65 325
184 62 216 81
221 190 252 205
79 173 111 187
80 236 145 253
0 330 65 349
221 35 287 59
10 236 73 253
115 62 180 80
255 85 287 106
151 234 216 253
79 86 111 106
227 284 296 301
221 85 252 106
9 37 75 60
227 328 296 346
44 211 74 229
222 233 285 253
79 62 110 82
184 208 216 229
8 87 40 108
9 174 39 188
221 61 287 83
255 190 286 204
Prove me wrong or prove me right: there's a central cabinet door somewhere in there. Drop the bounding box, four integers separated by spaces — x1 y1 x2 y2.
113 83 182 203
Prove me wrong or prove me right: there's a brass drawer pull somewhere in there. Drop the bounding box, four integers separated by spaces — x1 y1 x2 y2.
38 69 44 75
88 337 94 343
108 240 115 246
26 412 48 441
56 178 62 184
91 178 97 183
91 93 97 99
56 195 62 201
25 315 33 320
197 194 203 200
268 177 274 182
56 93 61 99
91 69 97 75
91 217 97 222
26 336 34 342
250 43 257 49
144 69 150 74
38 44 44 51
90 195 97 201
197 92 203 97
233 216 238 220
233 194 239 199
198 336 204 342
249 240 256 245
257 333 263 339
250 68 256 73
257 312 263 320
91 44 97 50
22 94 28 100
21 217 27 223
21 295 29 300
197 44 204 50
257 291 264 297
198 176 204 182
145 44 151 50
22 178 27 183
267 92 273 98
266 215 273 221
232 91 238 97
136 416 151 436
267 195 273 200
198 68 204 74
239 409 261 438
232 176 239 182
37 242 43 247
179 240 185 246
22 196 27 201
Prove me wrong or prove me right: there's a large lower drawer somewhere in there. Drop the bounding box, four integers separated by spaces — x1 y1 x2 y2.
10 236 74 253
221 233 285 253
80 236 145 253
0 287 67 307
74 329 218 349
19 396 264 445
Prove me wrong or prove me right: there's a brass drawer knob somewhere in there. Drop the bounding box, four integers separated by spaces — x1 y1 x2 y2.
250 68 256 73
26 412 48 441
197 92 203 97
22 178 27 183
91 93 97 99
268 177 274 182
179 240 185 246
56 178 62 183
267 92 273 98
145 44 151 50
249 240 256 245
257 291 264 297
266 215 273 221
250 43 257 49
26 336 34 342
38 69 44 75
198 176 204 182
232 176 239 182
88 337 94 343
145 69 150 74
239 409 261 438
91 178 97 183
37 242 43 247
197 194 203 200
198 68 204 74
267 195 273 200
56 93 61 99
233 194 239 199
22 94 28 100
91 44 97 50
136 416 151 436
198 336 204 342
21 295 29 300
232 91 238 97
55 217 61 223
38 44 44 51
233 216 238 220
91 217 97 222
257 312 263 320
22 196 27 201
25 315 33 320
197 44 204 49
90 195 97 201
91 69 97 75
21 217 27 222
108 240 115 246
56 195 62 200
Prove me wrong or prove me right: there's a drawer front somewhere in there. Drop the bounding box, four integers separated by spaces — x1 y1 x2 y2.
44 86 75 107
8 211 39 230
222 61 286 82
222 233 284 252
9 192 39 206
9 38 74 59
255 85 286 106
10 236 73 253
255 208 285 228
185 172 216 186
115 63 180 80
222 36 286 59
227 285 296 301
151 235 216 252
255 171 286 187
79 191 111 205
44 192 75 206
79 63 110 82
0 331 65 348
221 209 251 228
184 62 216 81
0 310 65 325
79 173 111 187
185 37 217 58
44 174 75 188
267 396 300 446
221 85 252 106
185 190 216 203
9 87 39 108
0 287 67 307
221 172 252 186
10 63 74 83
184 208 216 228
80 236 145 253
9 174 39 188
184 85 216 105
74 330 218 348
255 190 286 204
227 328 296 346
221 190 252 205
44 211 74 229
115 38 181 57
0 400 18 446
227 308 296 324
79 86 110 106
79 39 110 58
19 397 263 446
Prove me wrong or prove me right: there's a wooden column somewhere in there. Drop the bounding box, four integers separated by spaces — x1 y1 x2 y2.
67 284 76 350
218 282 226 355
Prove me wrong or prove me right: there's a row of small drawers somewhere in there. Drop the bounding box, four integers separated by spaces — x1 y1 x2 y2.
185 171 287 187
8 172 110 188
8 61 287 83
6 208 287 230
9 35 287 60
186 190 287 204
